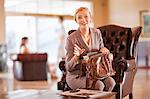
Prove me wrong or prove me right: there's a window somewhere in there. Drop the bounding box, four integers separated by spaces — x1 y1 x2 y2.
5 0 92 64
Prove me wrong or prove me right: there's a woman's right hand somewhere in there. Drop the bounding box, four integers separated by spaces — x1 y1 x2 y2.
100 47 110 54
74 44 85 57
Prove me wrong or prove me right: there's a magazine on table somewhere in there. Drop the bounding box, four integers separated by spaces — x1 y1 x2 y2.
58 89 115 98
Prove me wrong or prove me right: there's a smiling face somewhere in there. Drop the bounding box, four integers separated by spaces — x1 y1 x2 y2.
75 7 92 28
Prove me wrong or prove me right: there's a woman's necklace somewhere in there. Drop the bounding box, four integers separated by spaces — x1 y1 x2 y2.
81 33 91 46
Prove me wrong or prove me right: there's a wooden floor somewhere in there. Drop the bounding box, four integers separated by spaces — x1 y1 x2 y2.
124 68 150 99
0 68 150 99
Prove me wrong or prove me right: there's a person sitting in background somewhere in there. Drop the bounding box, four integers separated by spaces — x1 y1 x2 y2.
20 37 30 54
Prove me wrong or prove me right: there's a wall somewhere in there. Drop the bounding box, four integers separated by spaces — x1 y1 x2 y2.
108 0 150 27
93 0 109 27
93 0 150 27
0 0 5 44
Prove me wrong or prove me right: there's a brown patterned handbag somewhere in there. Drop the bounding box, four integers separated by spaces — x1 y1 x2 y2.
85 51 115 79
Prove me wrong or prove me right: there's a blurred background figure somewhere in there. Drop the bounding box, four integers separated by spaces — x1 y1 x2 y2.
20 37 30 54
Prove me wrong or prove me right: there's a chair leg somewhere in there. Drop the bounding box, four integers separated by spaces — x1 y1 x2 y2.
129 93 133 99
115 83 122 99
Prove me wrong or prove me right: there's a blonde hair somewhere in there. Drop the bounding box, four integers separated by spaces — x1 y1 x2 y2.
74 7 92 21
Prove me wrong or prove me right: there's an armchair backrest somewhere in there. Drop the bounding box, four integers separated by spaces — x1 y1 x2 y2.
98 25 132 60
98 25 142 60
17 53 48 62
13 53 48 81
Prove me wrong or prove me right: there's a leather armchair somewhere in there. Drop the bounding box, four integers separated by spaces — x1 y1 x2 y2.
12 53 48 81
57 25 142 99
98 25 142 99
